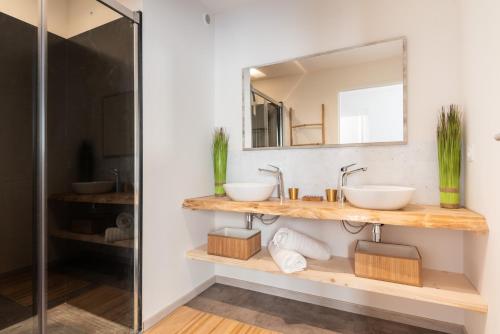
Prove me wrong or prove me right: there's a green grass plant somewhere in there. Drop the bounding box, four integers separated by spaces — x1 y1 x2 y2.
437 105 462 208
213 128 229 196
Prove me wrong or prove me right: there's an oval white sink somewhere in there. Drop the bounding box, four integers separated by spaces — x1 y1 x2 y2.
343 185 415 210
72 181 115 194
223 183 275 202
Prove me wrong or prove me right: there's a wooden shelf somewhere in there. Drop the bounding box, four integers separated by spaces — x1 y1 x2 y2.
289 143 323 146
183 196 488 232
51 229 133 249
50 192 135 205
292 123 323 128
187 245 487 313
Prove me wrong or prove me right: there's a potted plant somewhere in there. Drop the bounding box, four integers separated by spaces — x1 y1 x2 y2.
437 105 462 208
213 128 229 196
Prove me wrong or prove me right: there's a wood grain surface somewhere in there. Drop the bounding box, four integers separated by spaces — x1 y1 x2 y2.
208 232 261 260
51 192 135 205
147 306 278 334
183 196 488 232
187 245 487 313
0 304 128 334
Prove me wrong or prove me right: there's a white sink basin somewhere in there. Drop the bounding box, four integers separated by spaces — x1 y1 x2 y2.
223 183 275 202
342 185 415 210
72 181 115 194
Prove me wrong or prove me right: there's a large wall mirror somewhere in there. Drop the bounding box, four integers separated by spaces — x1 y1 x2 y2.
242 37 407 150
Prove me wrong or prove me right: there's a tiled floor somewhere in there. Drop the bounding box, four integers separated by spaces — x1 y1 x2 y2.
186 284 447 334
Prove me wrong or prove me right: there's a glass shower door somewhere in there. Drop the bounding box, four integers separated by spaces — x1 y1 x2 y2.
251 91 283 148
44 0 141 332
0 3 38 333
0 1 141 332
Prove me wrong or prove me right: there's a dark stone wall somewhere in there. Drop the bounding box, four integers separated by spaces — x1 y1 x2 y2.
0 12 37 275
0 13 135 269
47 17 135 198
66 18 135 186
0 11 135 330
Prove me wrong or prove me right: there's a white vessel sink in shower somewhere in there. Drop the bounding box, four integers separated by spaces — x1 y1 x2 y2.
223 183 275 202
343 185 415 210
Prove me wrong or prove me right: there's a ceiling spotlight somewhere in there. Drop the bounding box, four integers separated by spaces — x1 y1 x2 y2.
250 68 266 79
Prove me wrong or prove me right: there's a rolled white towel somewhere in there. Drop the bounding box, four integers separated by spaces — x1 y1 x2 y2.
105 227 133 243
268 240 306 274
116 212 134 230
272 227 330 261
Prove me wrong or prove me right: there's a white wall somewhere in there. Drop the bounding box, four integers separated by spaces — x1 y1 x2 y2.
460 0 500 333
142 0 215 325
138 0 498 329
213 0 465 324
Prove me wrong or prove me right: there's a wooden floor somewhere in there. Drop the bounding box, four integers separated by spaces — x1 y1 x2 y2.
148 284 450 334
0 304 128 334
0 271 90 307
67 284 132 327
0 266 132 330
147 306 279 334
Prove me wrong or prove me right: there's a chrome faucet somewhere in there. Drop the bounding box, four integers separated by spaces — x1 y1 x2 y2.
258 164 285 203
111 168 121 193
337 163 367 205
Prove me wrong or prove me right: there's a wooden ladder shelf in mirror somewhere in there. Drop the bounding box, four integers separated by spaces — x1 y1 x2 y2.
289 104 326 146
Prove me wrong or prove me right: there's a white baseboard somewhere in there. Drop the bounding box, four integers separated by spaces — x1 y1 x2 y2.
142 276 216 331
215 275 466 334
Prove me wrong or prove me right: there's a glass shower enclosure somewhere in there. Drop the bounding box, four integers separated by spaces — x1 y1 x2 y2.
251 88 284 148
0 0 142 333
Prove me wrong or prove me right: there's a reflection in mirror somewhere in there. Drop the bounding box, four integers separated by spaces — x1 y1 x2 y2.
251 90 284 148
243 38 407 149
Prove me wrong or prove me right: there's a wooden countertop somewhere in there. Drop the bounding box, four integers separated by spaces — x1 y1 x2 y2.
50 192 135 205
187 245 487 313
183 196 488 232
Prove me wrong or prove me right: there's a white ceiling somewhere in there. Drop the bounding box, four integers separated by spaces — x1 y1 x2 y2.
200 0 256 14
254 40 404 80
0 0 124 38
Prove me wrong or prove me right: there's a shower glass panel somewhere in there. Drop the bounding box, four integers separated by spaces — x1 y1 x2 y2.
45 0 140 332
251 91 283 148
0 1 141 332
0 3 38 333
